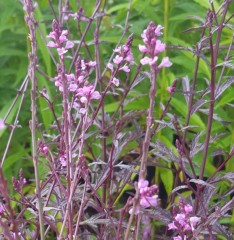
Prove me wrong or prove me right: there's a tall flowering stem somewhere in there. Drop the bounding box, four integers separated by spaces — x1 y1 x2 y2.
125 22 172 239
23 0 45 239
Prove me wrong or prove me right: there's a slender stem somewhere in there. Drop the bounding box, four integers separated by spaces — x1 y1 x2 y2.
24 0 45 238
1 78 29 167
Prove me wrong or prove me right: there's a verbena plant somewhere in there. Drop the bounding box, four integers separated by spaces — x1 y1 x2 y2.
0 0 233 239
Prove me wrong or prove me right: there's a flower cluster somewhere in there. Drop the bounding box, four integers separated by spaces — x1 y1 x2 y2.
107 34 134 87
139 22 172 69
129 179 158 215
168 199 201 240
12 169 27 193
47 20 74 56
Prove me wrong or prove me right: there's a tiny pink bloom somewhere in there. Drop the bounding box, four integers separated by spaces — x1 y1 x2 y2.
154 40 166 54
173 236 183 240
57 47 68 56
69 83 78 92
79 108 86 114
88 61 96 67
155 25 164 36
59 34 68 43
91 91 101 100
138 44 148 53
78 75 85 83
65 40 74 49
47 31 57 40
184 204 193 214
175 214 186 223
114 47 121 53
107 63 114 71
60 157 67 167
140 56 158 66
0 119 5 130
168 221 177 230
42 146 49 155
80 96 88 103
125 51 134 62
112 77 120 87
120 65 130 72
23 178 27 185
189 216 201 231
140 195 158 208
66 73 75 81
47 41 57 48
138 179 149 189
158 57 172 68
113 55 123 65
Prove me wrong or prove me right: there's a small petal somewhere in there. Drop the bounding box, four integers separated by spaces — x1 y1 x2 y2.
155 25 164 36
65 41 74 49
47 41 57 48
112 77 120 87
158 57 172 68
59 34 68 43
88 61 96 67
47 31 57 40
140 195 158 208
113 55 123 65
154 40 165 54
140 56 151 65
80 96 88 103
107 63 114 71
138 179 149 189
91 91 101 100
120 65 130 72
184 204 193 214
57 47 68 56
138 44 148 53
168 221 178 230
125 51 134 62
79 108 86 114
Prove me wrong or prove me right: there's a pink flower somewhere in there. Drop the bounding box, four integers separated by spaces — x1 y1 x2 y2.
76 85 101 103
154 40 165 54
184 204 193 214
125 51 134 62
107 63 114 71
120 65 130 72
158 57 172 68
155 25 164 36
140 195 158 208
47 41 57 48
139 44 148 53
168 221 177 230
113 55 123 65
138 179 149 189
140 56 158 66
88 61 96 67
189 216 201 231
0 119 5 130
111 77 120 87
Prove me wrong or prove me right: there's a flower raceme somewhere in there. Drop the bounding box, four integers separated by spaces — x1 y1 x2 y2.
168 199 201 240
47 20 74 56
139 22 172 69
